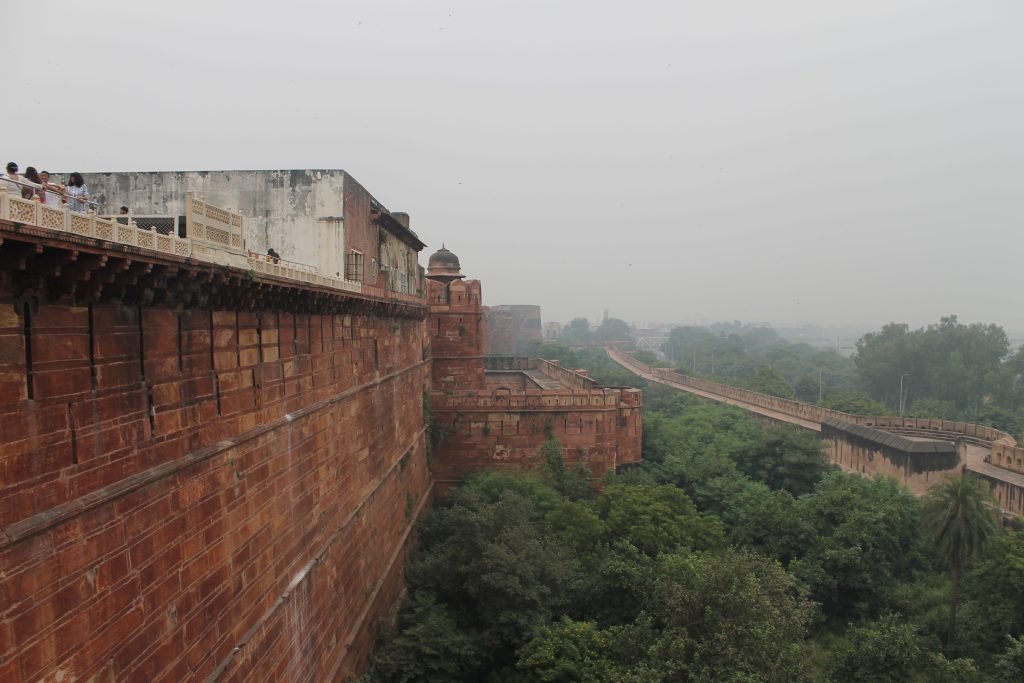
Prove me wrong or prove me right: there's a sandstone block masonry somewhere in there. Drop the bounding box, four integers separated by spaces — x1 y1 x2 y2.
0 217 431 681
424 248 642 485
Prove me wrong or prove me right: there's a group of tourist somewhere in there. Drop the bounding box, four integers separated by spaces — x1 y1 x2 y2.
1 162 91 212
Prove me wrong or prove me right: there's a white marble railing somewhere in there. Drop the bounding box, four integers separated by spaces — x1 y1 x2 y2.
1 193 192 257
185 192 245 253
0 192 421 302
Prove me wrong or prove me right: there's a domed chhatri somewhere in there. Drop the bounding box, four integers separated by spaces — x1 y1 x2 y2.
426 244 464 282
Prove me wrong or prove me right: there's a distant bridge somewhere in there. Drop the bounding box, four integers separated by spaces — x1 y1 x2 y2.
608 347 1024 516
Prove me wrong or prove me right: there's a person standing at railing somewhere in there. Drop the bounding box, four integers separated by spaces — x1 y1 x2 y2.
23 167 45 202
65 172 90 212
39 171 65 207
1 162 23 195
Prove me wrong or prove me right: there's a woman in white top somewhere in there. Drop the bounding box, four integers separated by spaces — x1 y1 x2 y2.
65 172 89 212
39 171 65 207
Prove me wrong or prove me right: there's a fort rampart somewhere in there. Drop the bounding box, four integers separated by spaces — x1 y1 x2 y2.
429 386 642 482
612 348 1024 514
483 356 598 391
0 200 431 681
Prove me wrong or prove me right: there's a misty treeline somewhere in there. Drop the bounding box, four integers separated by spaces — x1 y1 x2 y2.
561 315 1024 437
359 388 1024 682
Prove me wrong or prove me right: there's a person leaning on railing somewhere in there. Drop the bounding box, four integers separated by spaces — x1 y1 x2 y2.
39 170 65 207
23 167 46 202
65 172 90 212
1 164 99 212
1 162 24 195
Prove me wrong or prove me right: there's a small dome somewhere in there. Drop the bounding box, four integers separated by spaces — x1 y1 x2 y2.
426 244 464 282
428 246 461 270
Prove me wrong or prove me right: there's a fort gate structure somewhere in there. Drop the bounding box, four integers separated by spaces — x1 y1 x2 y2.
610 348 1024 517
0 171 642 681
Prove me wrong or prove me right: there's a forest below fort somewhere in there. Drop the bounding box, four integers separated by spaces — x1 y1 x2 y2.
553 315 1024 439
359 359 1024 682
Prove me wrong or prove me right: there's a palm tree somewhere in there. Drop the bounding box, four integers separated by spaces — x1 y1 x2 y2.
921 474 1001 651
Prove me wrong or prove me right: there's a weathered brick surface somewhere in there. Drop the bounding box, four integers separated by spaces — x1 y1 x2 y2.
430 389 642 481
426 279 485 390
1 290 430 682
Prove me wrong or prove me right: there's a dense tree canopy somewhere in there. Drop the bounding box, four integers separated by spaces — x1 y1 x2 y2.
363 348 1020 681
854 316 1010 415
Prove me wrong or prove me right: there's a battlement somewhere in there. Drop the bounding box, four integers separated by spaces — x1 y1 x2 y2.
433 386 638 411
484 356 598 390
426 277 482 309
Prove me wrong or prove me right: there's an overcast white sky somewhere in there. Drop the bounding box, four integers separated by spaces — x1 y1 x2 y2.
3 1 1022 331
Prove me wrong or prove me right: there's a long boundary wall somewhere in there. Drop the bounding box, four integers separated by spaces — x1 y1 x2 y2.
609 348 1024 513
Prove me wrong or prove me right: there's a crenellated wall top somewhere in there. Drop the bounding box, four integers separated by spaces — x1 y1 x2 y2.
432 386 638 411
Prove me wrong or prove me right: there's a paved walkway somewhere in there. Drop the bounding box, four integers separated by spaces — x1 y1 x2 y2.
608 348 822 431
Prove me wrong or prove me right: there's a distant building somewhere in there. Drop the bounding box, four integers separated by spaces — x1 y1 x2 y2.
485 304 542 354
543 321 562 340
84 169 425 295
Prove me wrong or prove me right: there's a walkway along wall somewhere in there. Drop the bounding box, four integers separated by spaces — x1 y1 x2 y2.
0 215 431 681
610 348 1024 514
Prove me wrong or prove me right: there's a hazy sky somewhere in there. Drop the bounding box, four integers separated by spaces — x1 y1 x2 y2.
4 1 1022 331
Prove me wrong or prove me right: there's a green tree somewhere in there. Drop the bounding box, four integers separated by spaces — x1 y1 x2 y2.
407 482 581 671
540 437 594 501
545 501 606 554
921 475 1001 650
732 425 833 496
562 317 593 343
790 472 924 619
829 614 979 683
794 373 821 402
822 391 890 416
750 366 796 399
645 549 816 682
631 350 659 365
959 531 1024 657
853 316 1009 414
993 635 1024 683
593 484 724 556
364 592 483 682
516 618 617 682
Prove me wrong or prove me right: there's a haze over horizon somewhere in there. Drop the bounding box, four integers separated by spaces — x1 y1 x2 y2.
3 0 1021 332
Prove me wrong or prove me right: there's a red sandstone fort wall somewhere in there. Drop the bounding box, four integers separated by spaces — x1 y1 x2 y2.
430 388 642 482
428 279 484 390
0 297 430 682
